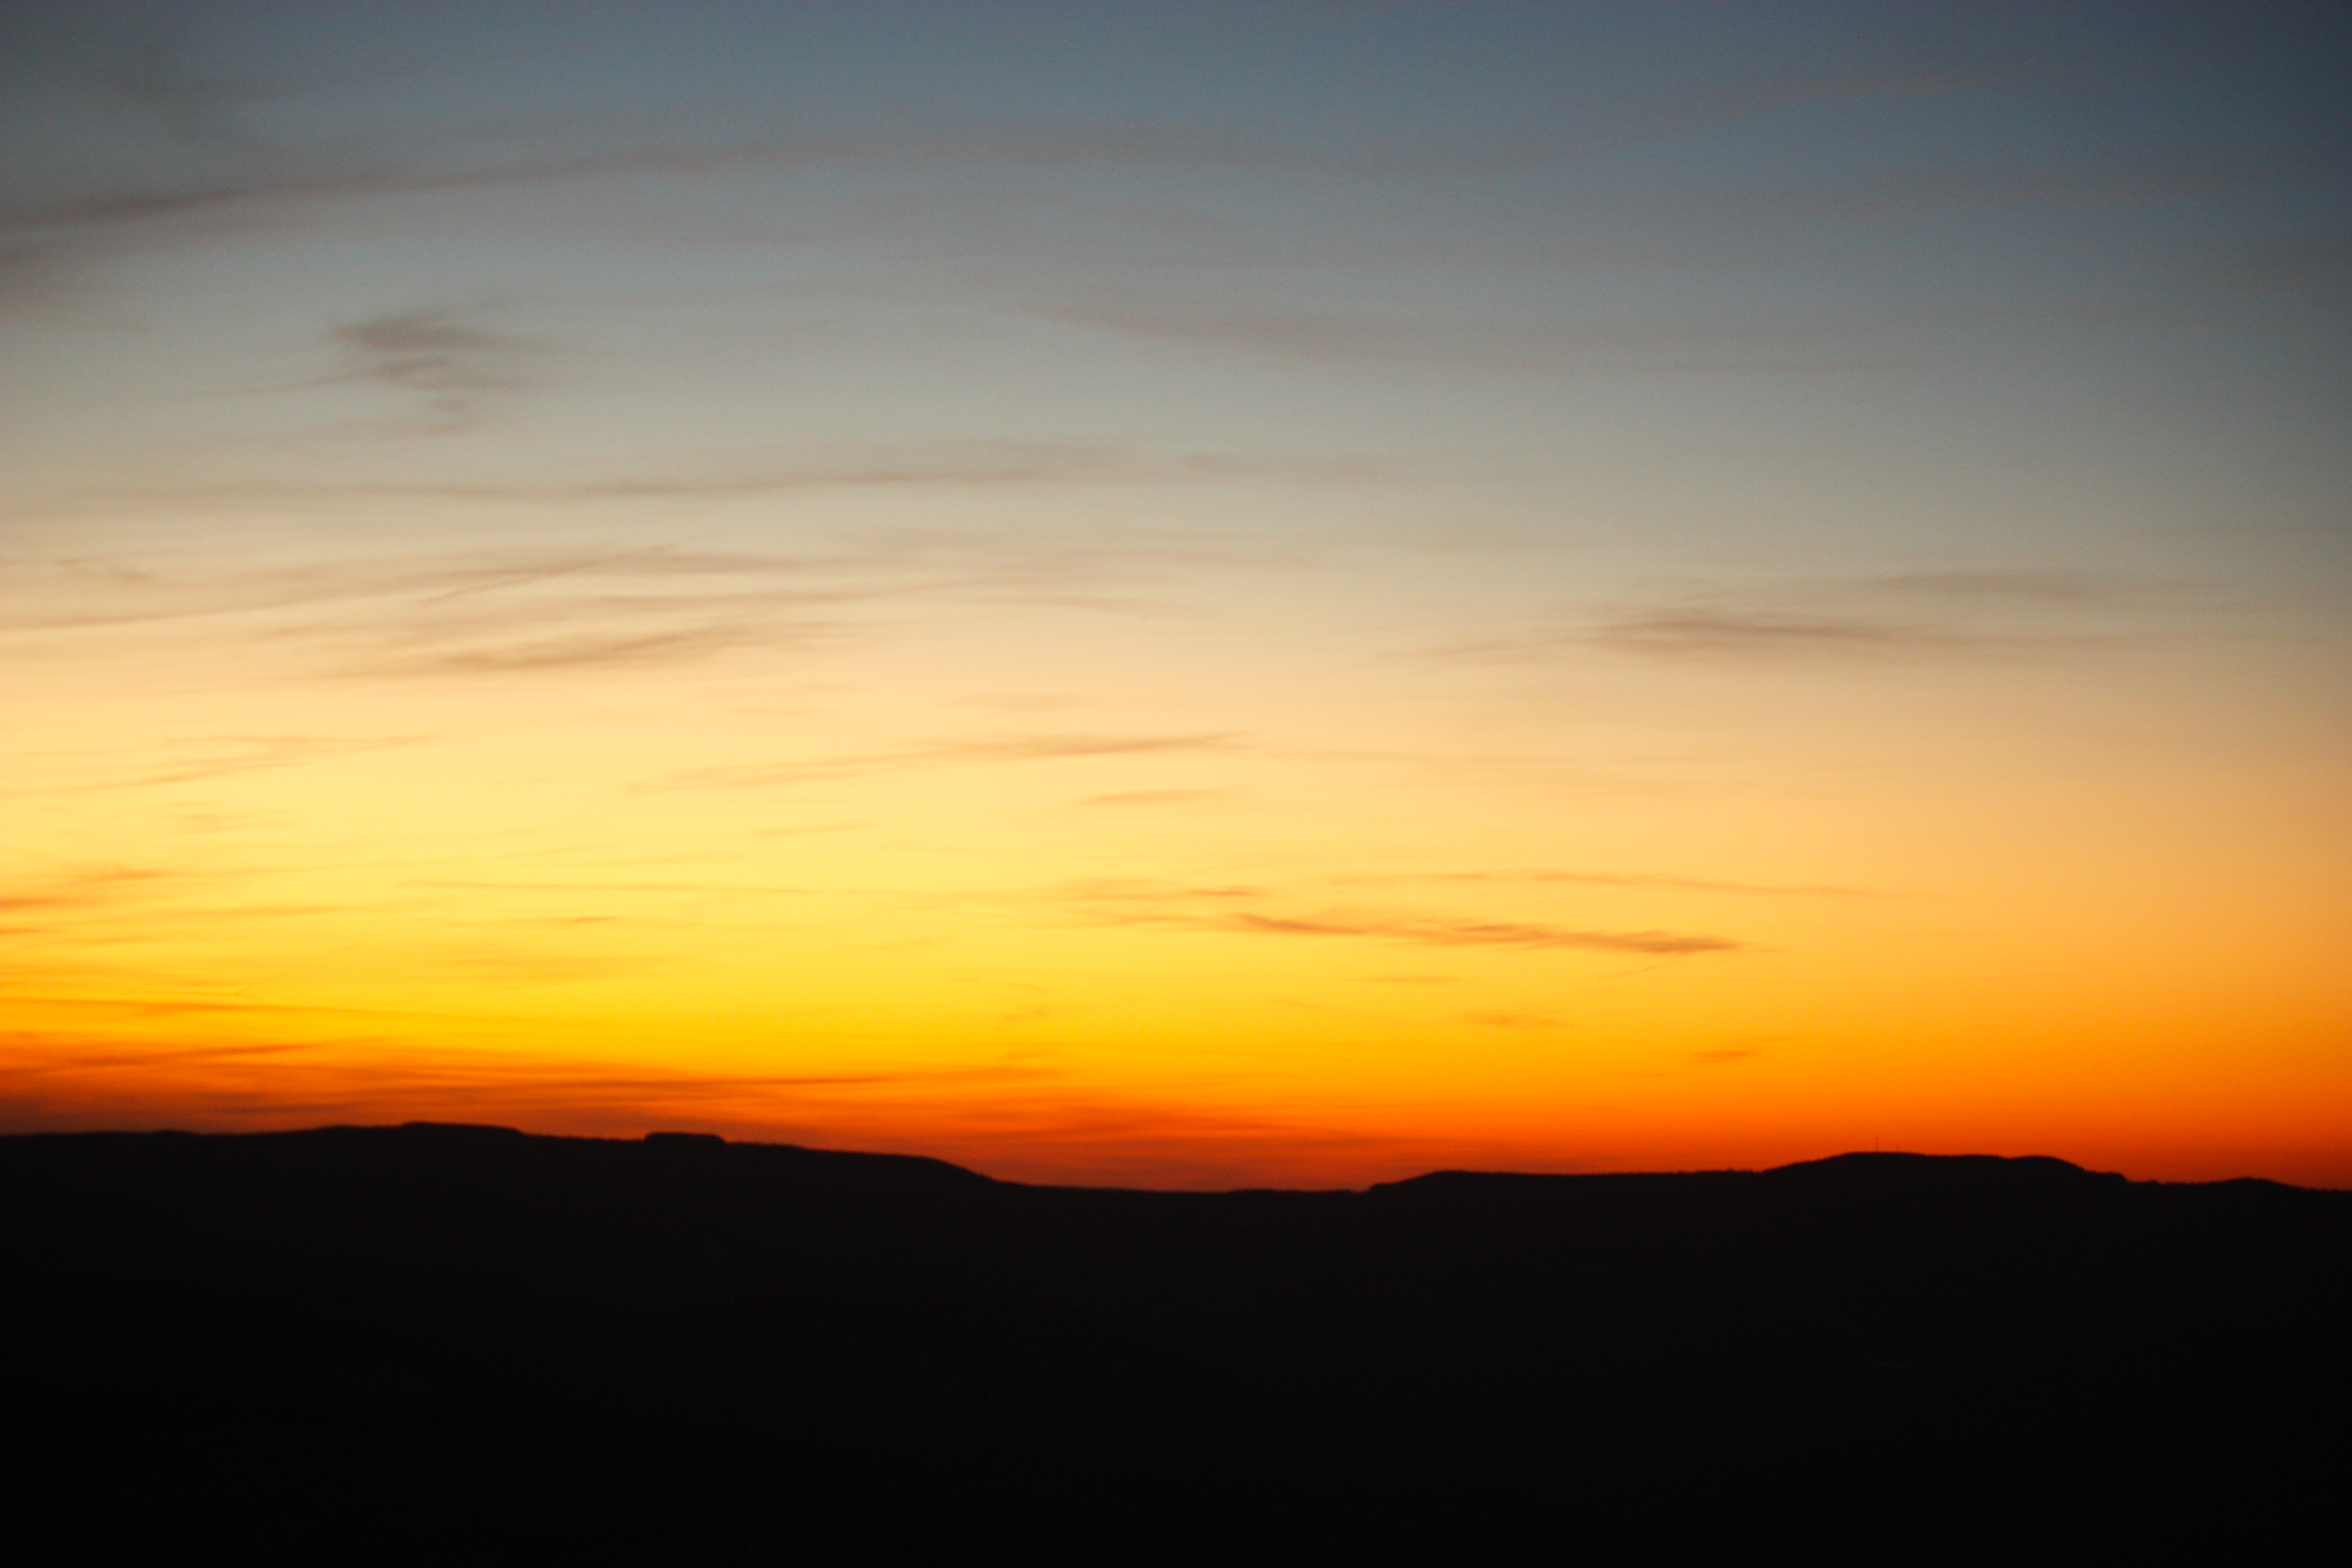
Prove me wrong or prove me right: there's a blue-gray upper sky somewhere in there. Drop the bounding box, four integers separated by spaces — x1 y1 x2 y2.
4 3 2349 1183
8 2 2346 558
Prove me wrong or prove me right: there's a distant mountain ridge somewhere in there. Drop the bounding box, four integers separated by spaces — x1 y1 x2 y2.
6 1125 2344 1556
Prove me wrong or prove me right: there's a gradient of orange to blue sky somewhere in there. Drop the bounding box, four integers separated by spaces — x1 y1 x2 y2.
5 2 2348 1186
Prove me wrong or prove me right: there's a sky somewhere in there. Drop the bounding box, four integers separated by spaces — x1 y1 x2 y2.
4 0 2348 1188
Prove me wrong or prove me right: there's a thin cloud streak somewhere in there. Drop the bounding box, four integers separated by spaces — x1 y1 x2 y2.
1079 790 1228 808
1594 609 1990 658
1334 870 1880 899
1032 298 1908 376
1868 570 2137 604
0 867 171 912
670 733 1242 790
18 443 1387 525
1223 912 1738 955
2 63 2018 242
6 531 1306 689
1438 571 2192 666
0 6 2058 324
0 1030 1054 1106
4 734 426 796
345 623 769 678
0 1021 1522 1188
8 994 452 1020
1068 881 1739 956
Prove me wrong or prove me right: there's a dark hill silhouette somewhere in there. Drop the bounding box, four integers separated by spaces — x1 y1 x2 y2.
5 1126 2345 1558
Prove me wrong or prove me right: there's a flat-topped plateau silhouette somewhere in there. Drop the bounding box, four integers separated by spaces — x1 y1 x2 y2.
6 1125 2344 1556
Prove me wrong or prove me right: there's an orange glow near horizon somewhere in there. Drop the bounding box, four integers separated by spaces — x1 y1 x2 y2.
5 3 2348 1189
7 578 2346 1188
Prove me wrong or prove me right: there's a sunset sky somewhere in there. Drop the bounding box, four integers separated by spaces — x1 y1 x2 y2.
5 1 2347 1187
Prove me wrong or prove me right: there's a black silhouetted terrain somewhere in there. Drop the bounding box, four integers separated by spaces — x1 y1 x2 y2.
4 1126 2345 1559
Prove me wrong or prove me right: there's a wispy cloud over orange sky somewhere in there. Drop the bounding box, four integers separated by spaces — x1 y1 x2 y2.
5 1 2347 1186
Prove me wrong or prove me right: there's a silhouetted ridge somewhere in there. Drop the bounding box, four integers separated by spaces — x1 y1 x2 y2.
1763 1148 2123 1184
4 1128 2343 1555
394 1120 529 1137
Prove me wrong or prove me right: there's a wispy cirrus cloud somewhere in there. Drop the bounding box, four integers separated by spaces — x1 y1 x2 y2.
1445 570 2188 665
1030 296 1908 376
1692 157 2256 226
6 995 424 1020
19 441 1386 522
3 526 1302 684
1067 880 1739 956
1224 912 1737 955
354 623 763 677
3 733 425 796
1463 1011 1566 1031
0 0 2050 326
3 1012 1457 1188
0 866 172 918
3 119 1544 244
1078 789 1229 808
0 1026 1054 1129
0 1021 1527 1187
1866 570 2135 603
4 546 796 631
670 733 1242 790
1333 869 1879 898
1592 608 1988 658
0 49 2015 243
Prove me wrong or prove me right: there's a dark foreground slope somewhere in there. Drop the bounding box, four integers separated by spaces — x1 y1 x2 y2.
5 1126 2346 1558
